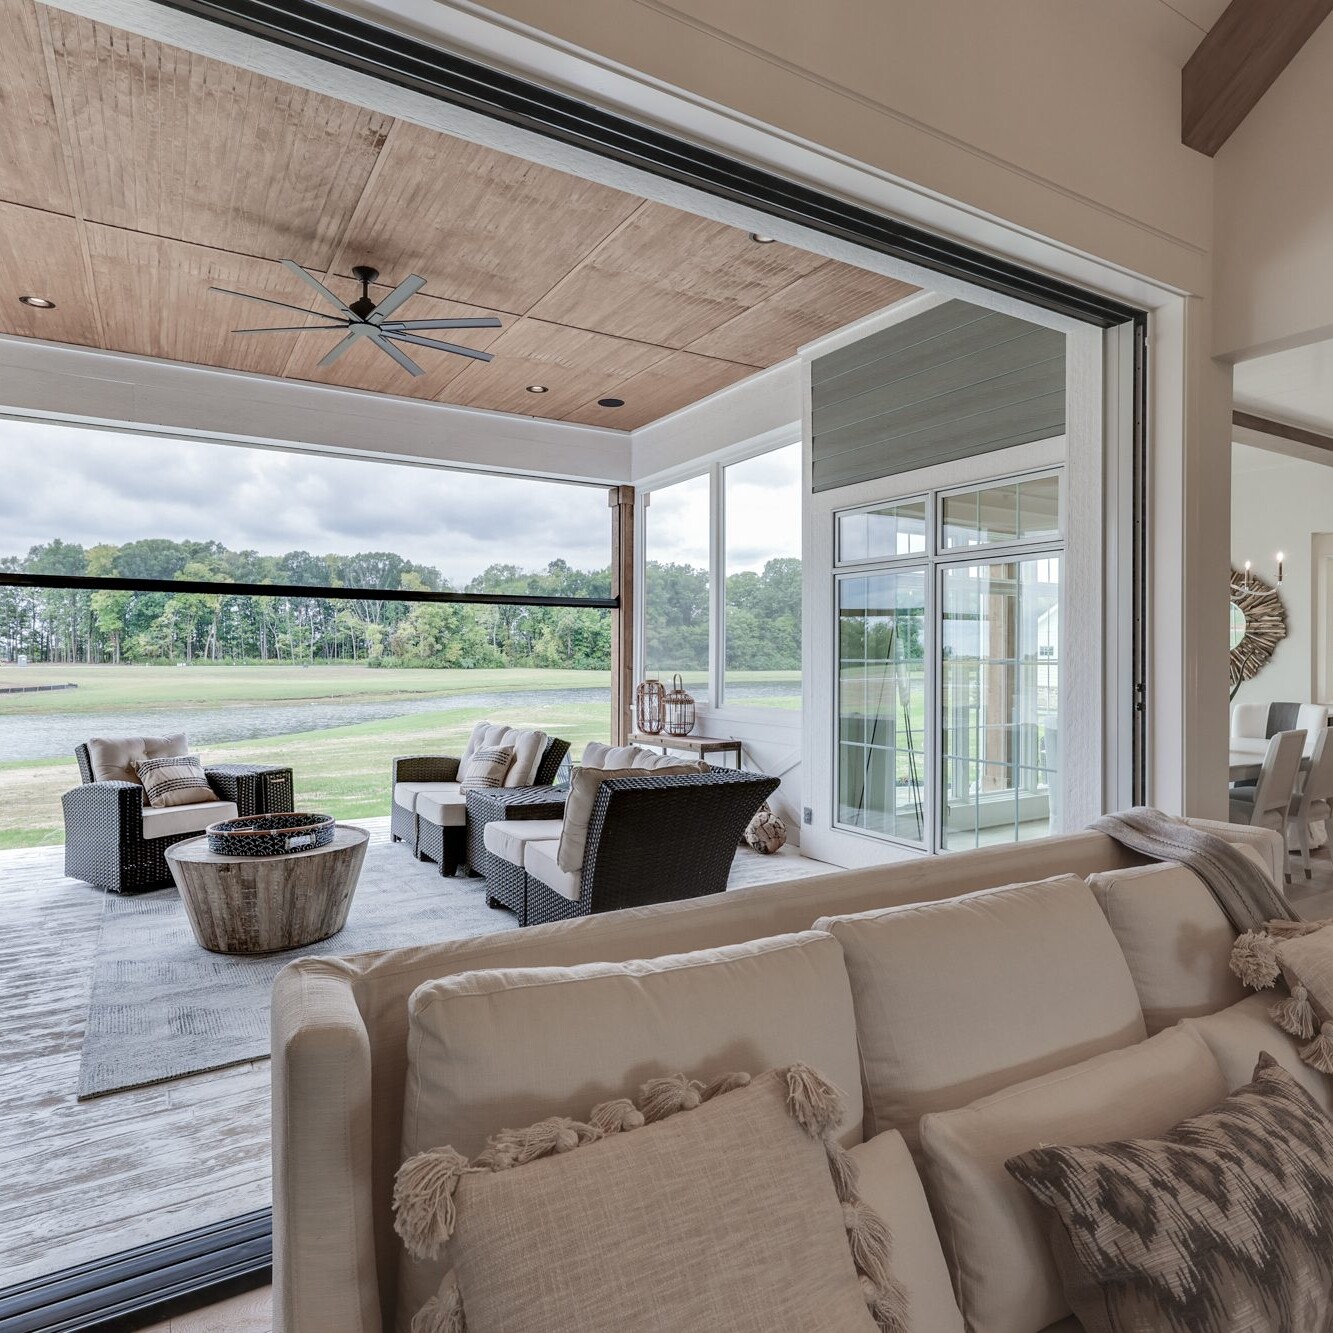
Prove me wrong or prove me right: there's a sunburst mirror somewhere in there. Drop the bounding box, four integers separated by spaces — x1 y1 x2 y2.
1229 566 1286 697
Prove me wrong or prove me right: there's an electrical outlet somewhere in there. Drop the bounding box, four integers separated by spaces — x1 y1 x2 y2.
802 806 813 825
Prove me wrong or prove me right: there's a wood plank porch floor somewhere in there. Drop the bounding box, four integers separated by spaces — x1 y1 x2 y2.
0 819 827 1289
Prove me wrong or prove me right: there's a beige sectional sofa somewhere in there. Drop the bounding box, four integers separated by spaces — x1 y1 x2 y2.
271 819 1307 1332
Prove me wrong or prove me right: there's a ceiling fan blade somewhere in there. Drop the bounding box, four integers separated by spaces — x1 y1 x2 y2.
385 330 494 363
231 322 348 334
209 286 324 319
280 259 357 319
379 317 502 331
369 331 425 377
369 274 428 323
317 329 367 368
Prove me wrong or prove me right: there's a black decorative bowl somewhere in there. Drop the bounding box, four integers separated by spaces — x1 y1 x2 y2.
205 812 336 857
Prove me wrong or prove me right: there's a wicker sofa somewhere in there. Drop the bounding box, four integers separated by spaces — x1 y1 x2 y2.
389 729 569 877
483 765 778 926
63 742 291 892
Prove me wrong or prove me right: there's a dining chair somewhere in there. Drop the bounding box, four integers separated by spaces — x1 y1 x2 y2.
1288 727 1333 880
1228 728 1306 881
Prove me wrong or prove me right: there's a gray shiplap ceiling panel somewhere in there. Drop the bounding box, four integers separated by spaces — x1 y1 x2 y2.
811 298 1065 493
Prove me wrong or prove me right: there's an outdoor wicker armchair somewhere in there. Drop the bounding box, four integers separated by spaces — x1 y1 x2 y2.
64 745 289 893
390 735 570 875
521 767 779 927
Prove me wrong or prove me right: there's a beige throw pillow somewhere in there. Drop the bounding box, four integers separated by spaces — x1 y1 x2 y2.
458 745 515 792
133 754 217 808
555 762 701 872
87 733 187 785
1006 1054 1333 1333
393 1066 900 1333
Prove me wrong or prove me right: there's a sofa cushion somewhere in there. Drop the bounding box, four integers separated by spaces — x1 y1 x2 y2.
525 838 580 901
462 722 546 786
458 745 514 792
557 763 699 872
1086 858 1252 1033
582 741 699 771
398 930 865 1325
1183 990 1333 1115
414 1067 882 1333
850 1131 964 1333
416 787 467 828
134 754 217 808
918 1025 1226 1333
482 819 564 869
816 876 1146 1148
139 799 238 840
87 733 187 785
392 781 452 813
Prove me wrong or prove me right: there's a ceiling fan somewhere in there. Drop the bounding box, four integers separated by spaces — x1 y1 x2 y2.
210 259 501 376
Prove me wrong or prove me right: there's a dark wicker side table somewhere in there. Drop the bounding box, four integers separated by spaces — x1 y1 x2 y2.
465 786 568 919
207 764 295 819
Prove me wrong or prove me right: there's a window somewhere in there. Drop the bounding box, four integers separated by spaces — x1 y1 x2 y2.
642 472 710 692
834 469 1062 852
724 442 801 706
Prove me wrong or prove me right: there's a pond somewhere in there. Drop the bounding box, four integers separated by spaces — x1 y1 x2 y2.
0 680 799 762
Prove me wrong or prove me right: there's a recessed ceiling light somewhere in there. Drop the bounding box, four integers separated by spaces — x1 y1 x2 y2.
597 397 625 408
748 233 776 244
526 384 549 394
19 295 55 309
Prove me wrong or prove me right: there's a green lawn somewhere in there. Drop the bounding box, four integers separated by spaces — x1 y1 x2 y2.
0 663 800 850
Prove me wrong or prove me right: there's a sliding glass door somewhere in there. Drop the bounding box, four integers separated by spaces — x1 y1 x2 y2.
834 472 1063 852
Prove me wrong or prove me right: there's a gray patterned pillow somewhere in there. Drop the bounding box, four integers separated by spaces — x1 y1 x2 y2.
133 754 217 808
459 745 515 792
1005 1053 1333 1332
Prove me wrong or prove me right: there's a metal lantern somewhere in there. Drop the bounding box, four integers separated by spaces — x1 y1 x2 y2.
664 673 696 737
635 677 666 735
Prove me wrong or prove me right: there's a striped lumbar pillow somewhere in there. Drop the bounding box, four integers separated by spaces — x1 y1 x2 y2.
459 745 516 792
133 754 218 808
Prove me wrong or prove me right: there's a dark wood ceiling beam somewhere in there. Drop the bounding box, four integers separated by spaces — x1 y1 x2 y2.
1182 0 1333 155
1234 409 1333 453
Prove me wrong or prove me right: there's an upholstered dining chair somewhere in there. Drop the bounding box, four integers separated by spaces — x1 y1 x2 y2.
1228 728 1306 881
1287 727 1333 880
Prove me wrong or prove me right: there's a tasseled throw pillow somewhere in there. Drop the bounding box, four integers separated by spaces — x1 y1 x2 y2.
393 1064 906 1333
1229 917 1333 1073
458 746 515 793
132 754 217 807
1006 1054 1333 1332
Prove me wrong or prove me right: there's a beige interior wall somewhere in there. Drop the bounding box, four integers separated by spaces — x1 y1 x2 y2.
1213 16 1333 361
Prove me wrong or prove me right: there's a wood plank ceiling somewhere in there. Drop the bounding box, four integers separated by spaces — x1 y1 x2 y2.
0 2 917 431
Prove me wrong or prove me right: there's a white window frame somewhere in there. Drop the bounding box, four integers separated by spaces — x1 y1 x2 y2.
636 424 804 721
831 466 1065 854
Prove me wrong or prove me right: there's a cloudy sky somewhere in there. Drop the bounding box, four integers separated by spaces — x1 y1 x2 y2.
0 420 800 584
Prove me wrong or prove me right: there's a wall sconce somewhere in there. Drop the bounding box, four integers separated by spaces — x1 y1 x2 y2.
1277 551 1285 585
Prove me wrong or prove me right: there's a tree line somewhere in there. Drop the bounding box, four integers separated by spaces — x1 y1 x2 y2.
0 539 800 673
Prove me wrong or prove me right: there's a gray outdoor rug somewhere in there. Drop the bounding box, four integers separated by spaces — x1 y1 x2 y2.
77 827 517 1099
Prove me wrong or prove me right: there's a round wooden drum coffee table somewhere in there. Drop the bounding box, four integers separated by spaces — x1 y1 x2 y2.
166 823 369 955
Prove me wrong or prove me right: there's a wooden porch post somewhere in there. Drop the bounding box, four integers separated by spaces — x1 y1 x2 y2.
609 485 635 745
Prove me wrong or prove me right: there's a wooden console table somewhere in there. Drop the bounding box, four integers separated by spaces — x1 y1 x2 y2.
629 732 743 769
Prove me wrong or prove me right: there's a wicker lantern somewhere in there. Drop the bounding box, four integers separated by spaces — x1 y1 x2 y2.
635 677 666 735
664 673 696 737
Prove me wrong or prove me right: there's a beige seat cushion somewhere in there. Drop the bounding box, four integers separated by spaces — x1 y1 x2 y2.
139 799 238 840
918 1026 1226 1333
525 838 580 901
556 763 699 873
398 930 865 1325
816 876 1147 1148
461 721 546 786
850 1131 964 1333
87 733 187 785
416 786 466 828
1183 990 1333 1115
482 819 564 868
392 781 450 813
1086 858 1252 1032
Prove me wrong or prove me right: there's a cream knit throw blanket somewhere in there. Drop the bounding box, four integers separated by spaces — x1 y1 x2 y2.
1090 806 1297 932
